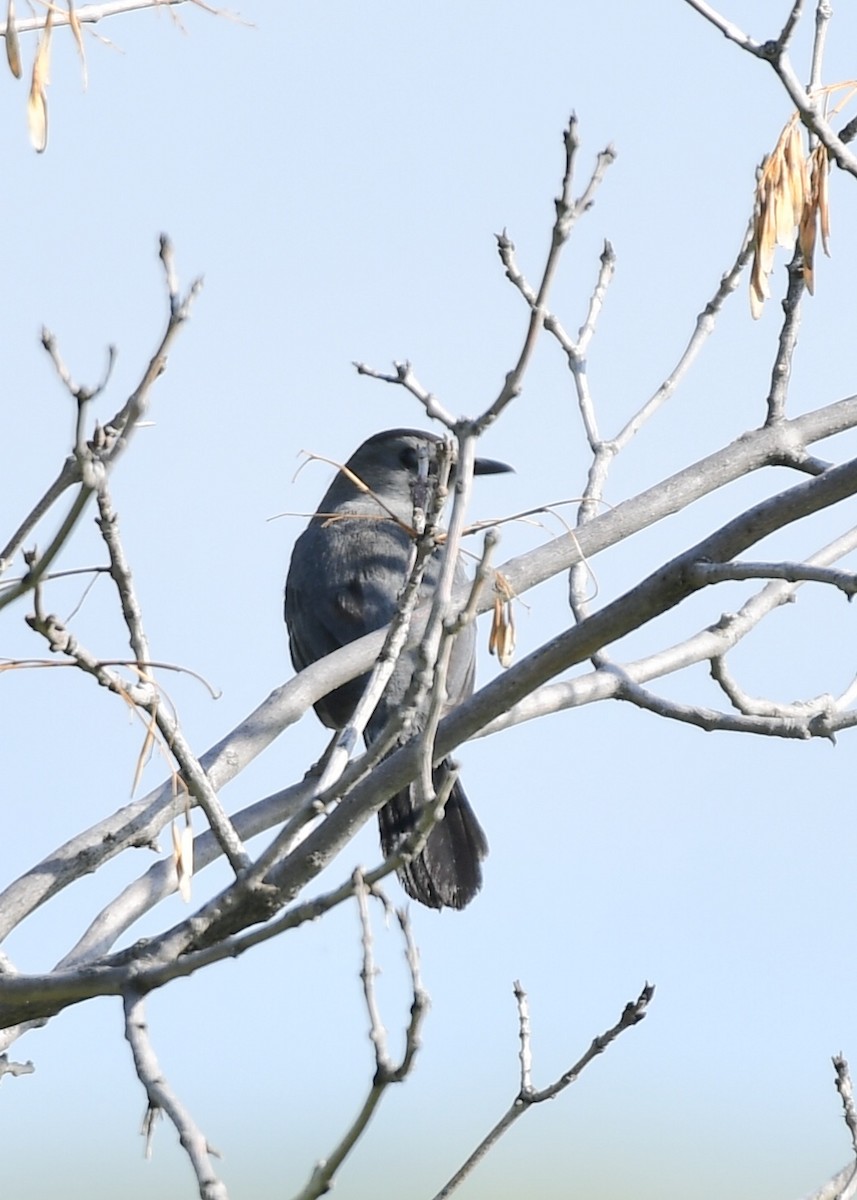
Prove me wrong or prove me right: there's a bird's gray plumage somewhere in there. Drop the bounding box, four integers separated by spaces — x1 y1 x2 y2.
284 428 510 910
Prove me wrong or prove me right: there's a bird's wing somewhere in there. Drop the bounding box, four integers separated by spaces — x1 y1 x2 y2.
285 519 410 728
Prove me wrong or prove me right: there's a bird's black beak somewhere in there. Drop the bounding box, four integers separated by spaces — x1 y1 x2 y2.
474 455 514 476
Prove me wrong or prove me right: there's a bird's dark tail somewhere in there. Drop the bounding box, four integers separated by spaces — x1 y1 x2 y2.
377 764 488 910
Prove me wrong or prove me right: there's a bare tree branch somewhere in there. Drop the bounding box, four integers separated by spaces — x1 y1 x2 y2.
431 982 654 1199
5 43 857 1188
72 517 857 975
5 389 857 957
291 875 428 1200
22 513 250 878
478 116 615 431
833 1056 857 1156
684 0 857 175
0 1052 34 1080
353 361 458 430
800 1161 857 1200
0 236 202 606
0 0 203 37
123 990 227 1200
688 559 857 596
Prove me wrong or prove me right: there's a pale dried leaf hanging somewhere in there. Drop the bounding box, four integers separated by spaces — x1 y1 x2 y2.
171 818 194 903
489 577 516 668
750 160 776 319
26 87 47 153
799 196 818 293
131 704 158 796
769 138 794 247
5 0 21 79
814 143 831 256
784 124 807 222
750 97 843 316
27 7 53 153
68 1 88 90
798 143 831 293
751 120 805 317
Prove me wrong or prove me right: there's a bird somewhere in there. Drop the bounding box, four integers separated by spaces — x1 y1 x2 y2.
284 428 511 910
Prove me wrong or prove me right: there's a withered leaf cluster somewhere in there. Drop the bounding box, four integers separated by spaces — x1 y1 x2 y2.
751 117 831 318
4 0 87 154
489 574 516 668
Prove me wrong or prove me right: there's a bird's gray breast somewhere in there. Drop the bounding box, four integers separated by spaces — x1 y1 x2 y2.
285 514 475 732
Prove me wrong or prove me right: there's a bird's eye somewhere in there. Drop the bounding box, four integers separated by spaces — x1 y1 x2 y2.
399 445 419 471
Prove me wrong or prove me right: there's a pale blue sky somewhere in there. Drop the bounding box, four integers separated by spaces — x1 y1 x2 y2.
3 3 857 1198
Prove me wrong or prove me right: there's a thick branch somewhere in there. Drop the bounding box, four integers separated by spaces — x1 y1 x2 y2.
3 392 857 945
0 0 193 36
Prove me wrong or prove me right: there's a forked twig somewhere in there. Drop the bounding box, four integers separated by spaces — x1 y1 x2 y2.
123 989 227 1200
291 873 428 1200
432 981 654 1199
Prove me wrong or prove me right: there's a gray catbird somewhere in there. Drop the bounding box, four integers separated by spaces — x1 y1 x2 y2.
285 428 511 910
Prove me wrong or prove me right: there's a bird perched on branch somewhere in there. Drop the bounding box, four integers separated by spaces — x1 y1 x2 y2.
285 428 511 910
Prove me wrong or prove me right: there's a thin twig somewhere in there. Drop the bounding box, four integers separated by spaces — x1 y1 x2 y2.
612 218 754 449
151 710 249 874
96 483 151 666
0 457 77 577
0 1053 34 1080
0 0 195 36
123 990 227 1200
479 117 616 431
449 528 498 634
406 434 476 805
764 248 805 425
0 237 201 610
432 982 654 1199
24 574 248 875
291 874 428 1200
809 2 832 95
684 0 857 175
353 361 458 429
834 1055 857 1156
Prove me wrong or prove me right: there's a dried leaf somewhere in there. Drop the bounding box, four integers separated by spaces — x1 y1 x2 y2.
749 252 769 317
488 585 516 669
5 0 21 79
785 124 806 216
131 705 158 796
798 143 830 293
172 819 194 903
749 121 809 317
799 202 817 293
814 143 831 256
769 143 793 248
777 124 804 239
27 7 53 153
759 197 778 276
68 0 88 90
26 90 47 153
749 284 765 322
33 4 53 86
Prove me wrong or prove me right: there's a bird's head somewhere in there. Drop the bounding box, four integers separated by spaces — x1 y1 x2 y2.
326 429 511 522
